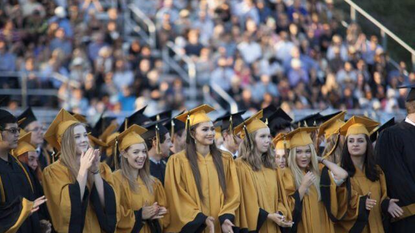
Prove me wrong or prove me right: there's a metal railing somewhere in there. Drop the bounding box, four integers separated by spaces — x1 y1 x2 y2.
345 0 415 70
210 83 238 113
127 4 157 49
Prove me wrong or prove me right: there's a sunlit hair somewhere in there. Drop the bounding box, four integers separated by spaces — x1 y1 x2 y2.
120 143 154 193
321 133 343 163
288 144 321 200
60 123 87 181
186 123 226 202
239 130 276 171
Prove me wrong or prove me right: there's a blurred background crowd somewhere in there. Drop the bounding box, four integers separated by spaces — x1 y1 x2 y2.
0 0 413 122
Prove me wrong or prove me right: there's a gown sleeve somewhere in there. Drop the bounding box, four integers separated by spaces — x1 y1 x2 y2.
0 197 34 233
281 168 303 233
379 168 391 231
89 163 117 233
150 178 170 231
320 165 350 222
164 154 207 233
218 153 240 225
42 163 89 233
234 160 268 232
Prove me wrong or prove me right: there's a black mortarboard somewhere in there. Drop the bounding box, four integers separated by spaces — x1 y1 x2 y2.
268 108 293 134
17 107 38 129
118 106 151 132
370 117 395 142
164 111 186 137
215 110 246 132
149 110 173 122
398 84 415 102
317 111 343 123
142 119 170 154
0 109 17 127
92 112 117 137
68 111 88 124
293 112 323 128
261 105 278 124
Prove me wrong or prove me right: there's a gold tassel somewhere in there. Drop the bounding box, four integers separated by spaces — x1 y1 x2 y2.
283 134 288 158
265 118 269 125
155 124 162 155
171 119 175 138
229 115 237 144
304 121 308 127
114 138 119 170
124 119 128 131
51 150 56 163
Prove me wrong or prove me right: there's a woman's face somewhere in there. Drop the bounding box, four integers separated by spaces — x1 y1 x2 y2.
74 125 89 155
194 122 215 146
27 151 39 171
123 143 147 170
295 145 312 170
275 149 286 168
254 128 271 153
347 134 367 157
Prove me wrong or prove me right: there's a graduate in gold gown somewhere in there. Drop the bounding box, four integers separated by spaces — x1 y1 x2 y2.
108 125 169 233
0 109 47 233
233 111 294 232
335 116 403 233
272 133 290 169
282 127 349 233
317 111 346 163
164 104 240 233
42 109 117 233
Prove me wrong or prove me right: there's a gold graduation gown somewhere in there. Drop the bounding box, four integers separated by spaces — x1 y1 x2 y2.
335 166 389 233
282 166 349 233
112 170 169 233
234 158 291 232
164 150 240 233
42 161 117 233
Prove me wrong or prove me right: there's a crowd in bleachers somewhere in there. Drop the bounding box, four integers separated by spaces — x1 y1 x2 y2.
0 0 414 115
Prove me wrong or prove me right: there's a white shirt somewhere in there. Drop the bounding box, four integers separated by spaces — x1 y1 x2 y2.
219 145 238 158
405 117 415 127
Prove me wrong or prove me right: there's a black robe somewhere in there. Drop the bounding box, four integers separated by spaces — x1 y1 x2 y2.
150 160 166 186
0 154 40 233
376 121 415 233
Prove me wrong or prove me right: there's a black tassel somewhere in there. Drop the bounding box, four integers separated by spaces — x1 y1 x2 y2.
243 125 252 150
186 115 191 144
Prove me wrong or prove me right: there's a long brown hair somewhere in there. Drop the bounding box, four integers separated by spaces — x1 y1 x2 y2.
60 123 84 181
120 143 154 193
186 123 227 202
239 130 276 171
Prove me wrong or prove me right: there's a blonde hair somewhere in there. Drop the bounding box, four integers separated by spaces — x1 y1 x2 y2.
120 143 154 193
60 123 86 181
239 130 276 171
288 144 321 200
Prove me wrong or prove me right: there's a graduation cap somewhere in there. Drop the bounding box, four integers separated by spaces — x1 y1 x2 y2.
68 111 88 124
0 109 17 127
339 116 380 137
398 84 415 102
119 106 150 132
317 111 346 140
142 119 170 154
105 132 120 157
234 111 267 149
286 127 318 149
216 110 246 143
261 105 278 125
176 104 215 144
272 133 290 150
17 107 38 129
88 134 107 148
149 110 173 122
268 108 293 134
293 112 323 128
92 113 117 138
370 117 395 142
107 125 147 152
44 109 79 151
11 130 36 157
164 111 186 138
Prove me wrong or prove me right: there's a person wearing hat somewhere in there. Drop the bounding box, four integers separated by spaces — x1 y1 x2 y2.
376 84 415 232
109 125 169 232
12 131 53 233
233 110 294 232
0 108 47 233
214 122 224 148
42 109 117 233
318 111 347 163
164 116 186 155
164 104 240 233
142 120 173 185
272 133 290 169
335 116 402 233
264 107 293 137
17 107 52 170
281 127 349 233
216 111 246 159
